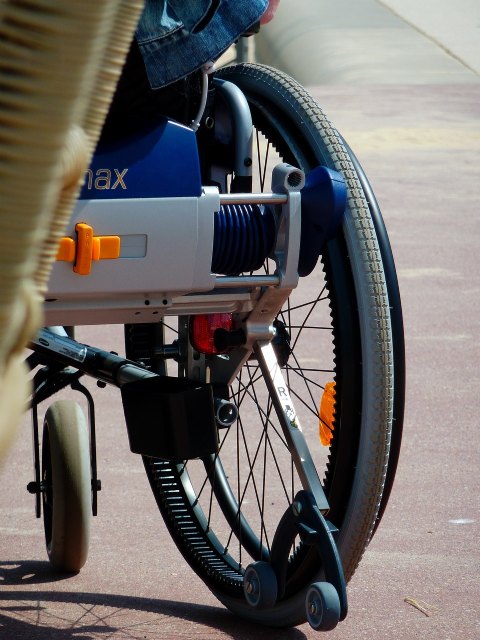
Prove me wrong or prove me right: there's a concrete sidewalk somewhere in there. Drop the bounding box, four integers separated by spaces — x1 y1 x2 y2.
0 84 478 639
381 0 480 75
0 4 478 639
255 0 480 84
256 3 480 640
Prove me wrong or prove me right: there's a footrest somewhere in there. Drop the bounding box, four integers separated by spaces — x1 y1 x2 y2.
121 376 218 460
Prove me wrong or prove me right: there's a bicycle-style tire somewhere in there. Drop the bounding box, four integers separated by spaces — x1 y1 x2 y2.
142 63 400 627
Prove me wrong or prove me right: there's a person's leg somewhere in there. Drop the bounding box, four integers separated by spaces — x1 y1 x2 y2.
103 40 203 139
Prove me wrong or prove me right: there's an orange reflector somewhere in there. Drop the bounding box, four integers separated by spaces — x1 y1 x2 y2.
319 381 336 446
190 314 233 354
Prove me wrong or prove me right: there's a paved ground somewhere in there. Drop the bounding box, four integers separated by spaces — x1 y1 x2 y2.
380 0 480 74
1 2 479 638
256 0 480 83
307 82 480 640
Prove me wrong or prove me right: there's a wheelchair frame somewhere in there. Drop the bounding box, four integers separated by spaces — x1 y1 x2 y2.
26 62 403 632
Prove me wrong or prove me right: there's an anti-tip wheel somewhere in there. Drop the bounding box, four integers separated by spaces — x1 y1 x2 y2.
243 561 278 609
305 582 341 631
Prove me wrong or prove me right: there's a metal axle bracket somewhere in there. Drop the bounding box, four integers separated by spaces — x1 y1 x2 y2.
270 490 348 621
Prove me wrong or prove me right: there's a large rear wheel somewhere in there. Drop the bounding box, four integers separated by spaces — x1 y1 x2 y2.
141 63 401 626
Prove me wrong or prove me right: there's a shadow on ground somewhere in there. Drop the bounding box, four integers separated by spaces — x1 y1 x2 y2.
0 560 307 640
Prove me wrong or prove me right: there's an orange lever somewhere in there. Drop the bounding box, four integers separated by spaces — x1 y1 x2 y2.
74 223 95 275
56 223 120 275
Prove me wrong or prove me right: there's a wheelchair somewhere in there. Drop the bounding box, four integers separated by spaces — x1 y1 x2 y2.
27 62 404 631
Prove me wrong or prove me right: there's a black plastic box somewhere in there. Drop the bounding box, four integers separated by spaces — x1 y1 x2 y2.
121 376 218 460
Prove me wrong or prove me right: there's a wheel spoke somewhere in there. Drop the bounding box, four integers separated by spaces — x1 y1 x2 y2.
288 367 334 374
285 365 326 391
289 349 321 410
289 386 321 422
236 378 289 450
291 289 329 351
143 63 396 619
283 290 328 315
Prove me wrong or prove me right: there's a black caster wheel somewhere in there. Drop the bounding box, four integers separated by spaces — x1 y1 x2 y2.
243 561 278 609
305 582 341 631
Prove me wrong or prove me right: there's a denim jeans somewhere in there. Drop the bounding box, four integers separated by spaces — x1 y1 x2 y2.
136 0 268 88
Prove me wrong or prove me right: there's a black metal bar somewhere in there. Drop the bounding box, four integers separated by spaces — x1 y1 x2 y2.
70 379 100 516
29 328 158 514
30 403 42 518
270 490 348 620
30 328 156 388
32 366 84 406
254 341 330 512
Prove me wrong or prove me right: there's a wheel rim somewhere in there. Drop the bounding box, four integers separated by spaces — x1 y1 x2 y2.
306 588 324 628
144 96 363 599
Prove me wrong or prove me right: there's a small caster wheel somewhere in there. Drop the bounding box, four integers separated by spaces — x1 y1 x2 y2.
42 400 91 573
305 581 341 631
243 561 278 609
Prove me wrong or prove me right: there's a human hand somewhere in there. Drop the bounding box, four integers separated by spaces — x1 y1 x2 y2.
260 0 280 25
